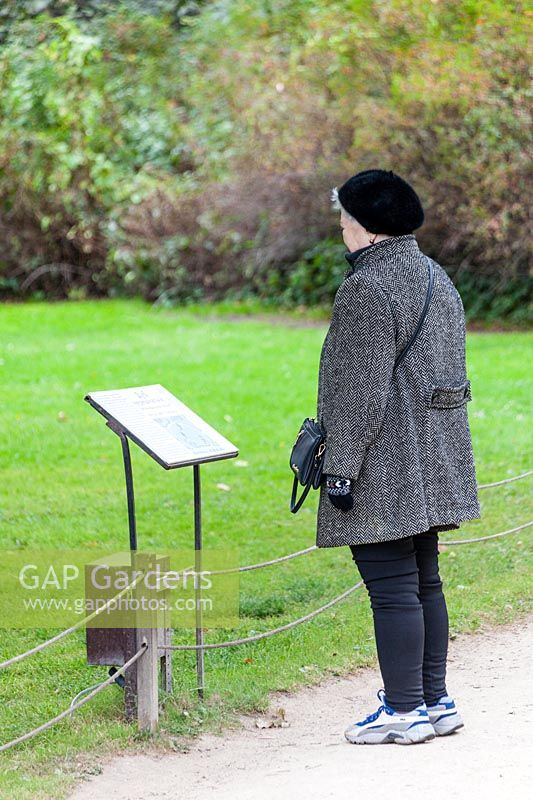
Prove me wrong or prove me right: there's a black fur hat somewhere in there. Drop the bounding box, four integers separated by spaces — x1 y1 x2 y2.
333 169 424 235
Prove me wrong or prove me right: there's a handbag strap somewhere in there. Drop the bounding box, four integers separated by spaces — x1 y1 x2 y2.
290 475 312 513
393 255 434 372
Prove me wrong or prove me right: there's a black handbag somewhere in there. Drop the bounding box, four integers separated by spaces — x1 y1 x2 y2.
289 255 434 514
289 417 326 513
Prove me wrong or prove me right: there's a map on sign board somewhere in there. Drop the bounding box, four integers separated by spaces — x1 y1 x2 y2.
85 384 239 469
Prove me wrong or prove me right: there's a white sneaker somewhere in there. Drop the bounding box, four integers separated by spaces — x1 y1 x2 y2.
426 695 464 736
344 689 435 745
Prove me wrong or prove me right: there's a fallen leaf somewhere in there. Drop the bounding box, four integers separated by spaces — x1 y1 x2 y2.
255 708 290 729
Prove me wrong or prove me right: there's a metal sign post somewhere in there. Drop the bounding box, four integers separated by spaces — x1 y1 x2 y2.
84 384 239 703
106 419 138 551
193 464 205 698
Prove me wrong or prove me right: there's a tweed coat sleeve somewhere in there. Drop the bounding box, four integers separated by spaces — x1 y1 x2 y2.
318 274 397 482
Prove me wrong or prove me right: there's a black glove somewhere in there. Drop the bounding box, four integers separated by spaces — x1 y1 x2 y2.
325 475 353 512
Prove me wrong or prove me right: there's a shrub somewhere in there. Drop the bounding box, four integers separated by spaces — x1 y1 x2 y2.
109 169 336 303
0 11 188 298
0 1 530 323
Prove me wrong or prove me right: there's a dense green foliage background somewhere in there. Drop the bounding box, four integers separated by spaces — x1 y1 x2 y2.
0 1 531 321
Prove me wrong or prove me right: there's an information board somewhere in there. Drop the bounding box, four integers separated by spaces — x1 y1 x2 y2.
85 384 239 469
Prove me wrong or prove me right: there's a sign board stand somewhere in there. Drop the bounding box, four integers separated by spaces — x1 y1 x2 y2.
193 465 205 696
107 419 138 551
84 385 239 708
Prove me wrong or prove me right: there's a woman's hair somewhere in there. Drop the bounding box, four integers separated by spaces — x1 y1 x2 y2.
330 186 357 221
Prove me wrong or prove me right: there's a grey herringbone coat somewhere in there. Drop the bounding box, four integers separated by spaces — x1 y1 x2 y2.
315 234 481 547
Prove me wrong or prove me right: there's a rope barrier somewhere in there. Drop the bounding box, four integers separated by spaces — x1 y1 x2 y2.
0 644 146 753
478 469 532 489
0 573 145 671
1 513 530 669
162 580 364 651
185 518 533 578
1 469 530 670
195 469 530 576
162 517 532 652
440 520 532 545
186 469 532 577
1 467 530 752
0 564 193 671
69 681 106 711
187 544 318 577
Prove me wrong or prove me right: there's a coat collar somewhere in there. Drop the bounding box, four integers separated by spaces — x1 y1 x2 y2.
344 242 376 268
343 234 419 279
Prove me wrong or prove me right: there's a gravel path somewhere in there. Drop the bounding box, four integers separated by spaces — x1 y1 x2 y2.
70 616 532 800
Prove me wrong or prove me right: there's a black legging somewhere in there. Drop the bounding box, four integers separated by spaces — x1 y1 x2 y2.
350 530 448 713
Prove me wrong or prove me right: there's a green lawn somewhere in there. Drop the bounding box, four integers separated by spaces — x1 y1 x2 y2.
0 299 531 800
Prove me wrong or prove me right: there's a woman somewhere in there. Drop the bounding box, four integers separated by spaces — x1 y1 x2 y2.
315 169 481 745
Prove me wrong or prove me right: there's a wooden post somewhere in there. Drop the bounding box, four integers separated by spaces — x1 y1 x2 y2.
131 552 159 732
136 627 159 732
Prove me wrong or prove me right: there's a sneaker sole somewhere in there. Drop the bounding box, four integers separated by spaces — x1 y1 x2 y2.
431 714 464 736
432 718 464 736
345 723 436 745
